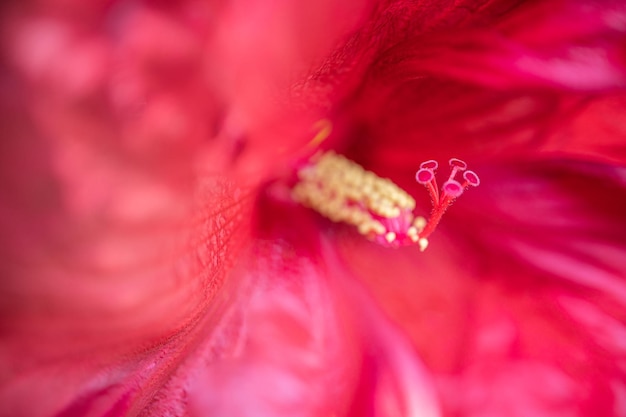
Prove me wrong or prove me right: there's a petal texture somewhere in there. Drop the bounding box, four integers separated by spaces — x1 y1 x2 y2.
335 159 626 417
187 239 358 417
312 1 626 168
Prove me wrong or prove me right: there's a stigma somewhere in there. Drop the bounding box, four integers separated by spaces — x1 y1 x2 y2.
291 151 479 250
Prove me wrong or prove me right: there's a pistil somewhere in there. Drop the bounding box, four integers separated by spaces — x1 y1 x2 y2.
415 158 480 240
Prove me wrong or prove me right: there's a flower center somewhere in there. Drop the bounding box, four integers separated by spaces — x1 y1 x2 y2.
292 151 479 250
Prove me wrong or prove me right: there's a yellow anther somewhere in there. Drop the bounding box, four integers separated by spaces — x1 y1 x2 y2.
372 222 386 235
385 232 397 243
414 216 427 232
418 238 429 252
357 223 370 235
292 151 417 240
309 119 333 148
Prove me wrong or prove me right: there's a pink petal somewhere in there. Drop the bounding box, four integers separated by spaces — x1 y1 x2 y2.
310 1 626 168
333 258 442 417
183 194 442 417
0 0 375 414
380 1 626 91
458 160 626 298
540 94 626 165
345 1 626 91
333 159 626 416
0 175 255 416
1 5 259 406
186 239 359 417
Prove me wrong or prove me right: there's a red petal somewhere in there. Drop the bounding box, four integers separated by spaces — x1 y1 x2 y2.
458 160 626 297
335 159 626 416
0 0 375 414
0 22 256 408
378 2 626 90
315 1 626 168
540 94 626 165
185 239 360 417
331 256 442 417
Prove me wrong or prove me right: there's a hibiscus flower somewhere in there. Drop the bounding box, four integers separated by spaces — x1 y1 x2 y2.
1 0 626 417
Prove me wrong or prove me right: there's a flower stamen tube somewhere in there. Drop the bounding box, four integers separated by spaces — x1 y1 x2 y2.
292 151 479 250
